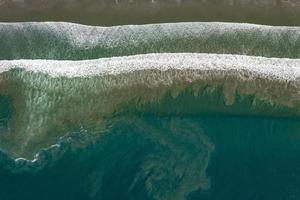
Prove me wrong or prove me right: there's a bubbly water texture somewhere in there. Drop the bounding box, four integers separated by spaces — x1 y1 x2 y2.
1 22 300 200
0 22 300 60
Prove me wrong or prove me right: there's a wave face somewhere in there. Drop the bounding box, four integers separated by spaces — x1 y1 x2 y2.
1 22 300 200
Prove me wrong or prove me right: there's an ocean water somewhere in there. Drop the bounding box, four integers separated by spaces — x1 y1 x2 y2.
0 22 300 200
1 102 300 199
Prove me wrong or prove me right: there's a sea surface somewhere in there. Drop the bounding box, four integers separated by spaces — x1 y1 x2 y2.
0 22 299 200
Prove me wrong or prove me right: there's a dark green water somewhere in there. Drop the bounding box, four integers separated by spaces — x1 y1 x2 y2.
0 83 299 199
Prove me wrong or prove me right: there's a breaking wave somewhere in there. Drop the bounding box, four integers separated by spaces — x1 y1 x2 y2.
0 22 300 200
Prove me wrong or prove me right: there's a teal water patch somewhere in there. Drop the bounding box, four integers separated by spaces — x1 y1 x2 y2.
191 115 300 200
0 22 299 60
0 114 299 200
119 86 297 119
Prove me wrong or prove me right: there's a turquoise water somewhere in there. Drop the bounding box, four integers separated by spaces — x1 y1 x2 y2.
0 22 300 200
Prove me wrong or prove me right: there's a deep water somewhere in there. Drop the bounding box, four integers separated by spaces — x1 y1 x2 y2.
0 113 300 200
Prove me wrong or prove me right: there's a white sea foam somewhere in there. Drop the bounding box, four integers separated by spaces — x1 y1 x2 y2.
0 21 299 51
0 53 299 82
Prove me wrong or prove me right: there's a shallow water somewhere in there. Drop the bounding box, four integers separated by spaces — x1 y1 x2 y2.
1 0 300 26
